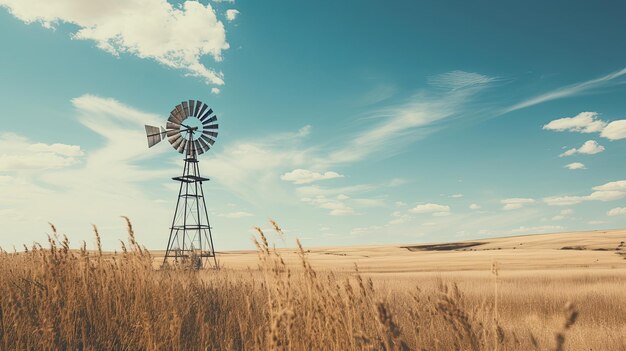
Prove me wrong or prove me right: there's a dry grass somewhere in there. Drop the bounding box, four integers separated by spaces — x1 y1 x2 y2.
1 220 624 350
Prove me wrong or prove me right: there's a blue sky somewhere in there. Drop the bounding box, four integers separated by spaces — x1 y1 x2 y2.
1 0 626 250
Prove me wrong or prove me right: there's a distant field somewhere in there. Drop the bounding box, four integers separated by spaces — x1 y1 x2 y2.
2 224 625 350
207 228 626 273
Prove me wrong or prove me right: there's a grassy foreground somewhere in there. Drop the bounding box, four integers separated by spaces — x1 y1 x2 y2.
1 219 623 350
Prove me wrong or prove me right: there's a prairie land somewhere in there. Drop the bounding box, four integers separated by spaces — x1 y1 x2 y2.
2 223 625 350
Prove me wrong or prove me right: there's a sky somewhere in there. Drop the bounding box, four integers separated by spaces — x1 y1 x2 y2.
1 0 626 251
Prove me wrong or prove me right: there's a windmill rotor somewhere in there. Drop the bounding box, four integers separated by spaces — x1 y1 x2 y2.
144 99 219 156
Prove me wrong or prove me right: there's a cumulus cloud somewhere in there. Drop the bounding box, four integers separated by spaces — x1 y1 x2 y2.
544 180 626 206
469 203 481 210
281 169 344 184
559 140 604 157
601 120 626 140
0 133 84 170
225 9 239 21
211 87 221 94
607 207 626 217
593 180 626 192
552 209 573 221
501 198 535 210
542 111 626 141
301 196 356 216
0 0 229 85
410 203 450 215
543 112 607 133
565 162 586 170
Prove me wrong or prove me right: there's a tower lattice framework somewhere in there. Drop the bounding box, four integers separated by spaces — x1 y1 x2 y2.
164 134 216 268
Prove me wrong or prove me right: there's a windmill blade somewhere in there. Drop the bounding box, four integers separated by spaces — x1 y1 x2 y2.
144 125 163 147
193 140 202 156
169 108 184 124
182 101 190 117
198 135 211 153
193 100 203 117
199 108 213 122
197 103 209 118
166 121 180 131
188 100 196 117
170 134 184 149
202 116 217 125
177 139 188 154
166 129 180 137
175 104 185 118
204 124 219 130
201 134 216 146
202 131 218 138
169 112 183 125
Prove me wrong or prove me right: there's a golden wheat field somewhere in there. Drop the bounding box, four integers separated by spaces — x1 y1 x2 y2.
2 219 625 350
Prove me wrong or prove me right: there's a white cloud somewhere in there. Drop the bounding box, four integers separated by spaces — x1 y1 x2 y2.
544 181 626 206
428 70 497 90
0 94 177 249
543 196 585 206
225 9 239 21
601 120 626 140
0 0 229 85
0 133 84 170
450 193 463 198
559 140 604 157
544 112 607 133
541 110 626 141
593 180 626 192
352 198 385 207
509 225 563 235
211 87 221 94
325 71 494 164
469 203 481 210
607 207 626 217
306 198 355 216
501 198 535 210
565 162 586 170
552 209 573 221
27 143 84 157
410 203 450 215
281 169 344 185
219 211 253 218
506 67 626 113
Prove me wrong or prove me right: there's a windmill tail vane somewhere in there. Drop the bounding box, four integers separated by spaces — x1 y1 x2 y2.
144 99 219 269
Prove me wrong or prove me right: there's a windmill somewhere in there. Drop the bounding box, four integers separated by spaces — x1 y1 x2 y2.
144 100 219 268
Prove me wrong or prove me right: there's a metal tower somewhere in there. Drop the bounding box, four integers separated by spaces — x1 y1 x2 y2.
144 100 219 269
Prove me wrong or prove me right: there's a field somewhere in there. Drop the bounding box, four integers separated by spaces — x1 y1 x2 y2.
1 220 625 350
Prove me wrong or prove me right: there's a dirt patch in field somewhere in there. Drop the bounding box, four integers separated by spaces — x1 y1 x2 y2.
402 242 485 252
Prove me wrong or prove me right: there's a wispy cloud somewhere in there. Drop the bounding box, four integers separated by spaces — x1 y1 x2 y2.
0 94 175 248
501 198 535 210
280 169 344 184
324 71 495 164
505 67 626 113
